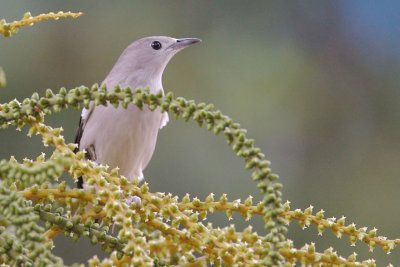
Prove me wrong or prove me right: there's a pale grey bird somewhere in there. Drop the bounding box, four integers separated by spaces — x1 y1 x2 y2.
75 36 201 188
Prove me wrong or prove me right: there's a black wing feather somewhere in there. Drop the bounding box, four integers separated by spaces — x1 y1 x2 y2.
74 116 86 188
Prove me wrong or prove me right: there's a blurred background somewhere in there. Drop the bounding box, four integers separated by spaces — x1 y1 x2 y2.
1 0 400 265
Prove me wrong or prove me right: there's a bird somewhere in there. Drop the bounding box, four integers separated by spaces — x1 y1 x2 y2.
75 36 201 189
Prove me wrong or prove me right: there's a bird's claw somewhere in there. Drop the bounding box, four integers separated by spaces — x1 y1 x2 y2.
125 196 142 206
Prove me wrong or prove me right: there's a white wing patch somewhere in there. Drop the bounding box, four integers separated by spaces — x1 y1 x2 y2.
81 108 89 119
81 101 94 120
160 112 169 129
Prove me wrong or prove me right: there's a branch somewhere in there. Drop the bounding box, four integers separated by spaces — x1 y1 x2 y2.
0 11 82 37
283 202 397 254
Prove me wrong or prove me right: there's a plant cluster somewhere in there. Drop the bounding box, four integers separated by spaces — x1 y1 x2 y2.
0 11 397 267
0 11 82 37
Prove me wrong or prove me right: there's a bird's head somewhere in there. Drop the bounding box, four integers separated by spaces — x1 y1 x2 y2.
105 36 201 90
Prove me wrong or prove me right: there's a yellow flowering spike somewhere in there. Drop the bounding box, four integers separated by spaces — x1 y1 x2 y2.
0 11 83 37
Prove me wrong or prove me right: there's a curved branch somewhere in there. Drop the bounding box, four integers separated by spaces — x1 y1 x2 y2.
0 11 82 37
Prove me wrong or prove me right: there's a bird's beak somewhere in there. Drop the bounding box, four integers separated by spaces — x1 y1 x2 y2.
169 38 202 51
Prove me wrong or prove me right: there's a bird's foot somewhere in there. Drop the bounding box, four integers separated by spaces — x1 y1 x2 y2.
125 195 141 206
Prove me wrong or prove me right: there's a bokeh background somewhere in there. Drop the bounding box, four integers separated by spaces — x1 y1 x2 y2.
1 1 400 265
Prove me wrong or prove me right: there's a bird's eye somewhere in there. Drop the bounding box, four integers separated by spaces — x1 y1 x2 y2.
151 41 162 50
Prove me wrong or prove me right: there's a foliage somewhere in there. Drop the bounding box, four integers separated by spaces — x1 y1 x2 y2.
0 67 5 88
0 182 63 266
0 11 397 267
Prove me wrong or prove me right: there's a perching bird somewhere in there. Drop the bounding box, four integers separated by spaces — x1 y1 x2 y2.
75 36 201 188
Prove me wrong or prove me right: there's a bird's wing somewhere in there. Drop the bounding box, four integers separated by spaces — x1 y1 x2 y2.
74 115 85 188
74 102 95 188
74 102 95 151
74 116 84 153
